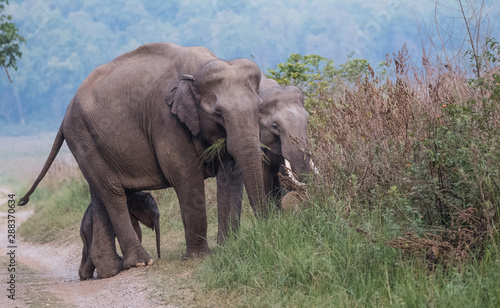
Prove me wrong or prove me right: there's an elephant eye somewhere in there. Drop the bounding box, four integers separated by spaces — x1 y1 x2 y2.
215 111 224 122
272 123 279 132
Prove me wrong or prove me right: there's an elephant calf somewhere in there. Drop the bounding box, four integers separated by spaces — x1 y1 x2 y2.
79 192 160 280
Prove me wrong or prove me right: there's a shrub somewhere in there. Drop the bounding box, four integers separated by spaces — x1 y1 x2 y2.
266 39 500 266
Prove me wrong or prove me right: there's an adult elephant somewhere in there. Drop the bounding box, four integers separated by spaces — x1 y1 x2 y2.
19 42 266 278
258 73 316 204
216 74 315 243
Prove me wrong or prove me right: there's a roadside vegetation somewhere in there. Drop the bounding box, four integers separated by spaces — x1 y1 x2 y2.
17 161 89 243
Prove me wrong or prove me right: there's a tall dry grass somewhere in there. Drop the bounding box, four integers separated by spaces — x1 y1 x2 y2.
298 42 500 266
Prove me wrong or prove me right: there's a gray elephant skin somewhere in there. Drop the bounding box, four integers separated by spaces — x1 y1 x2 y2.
19 42 267 278
79 191 161 280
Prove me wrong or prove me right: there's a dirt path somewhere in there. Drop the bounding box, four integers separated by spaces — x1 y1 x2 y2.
0 186 172 308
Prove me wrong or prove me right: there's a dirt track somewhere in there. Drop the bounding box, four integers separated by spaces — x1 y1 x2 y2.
0 186 171 308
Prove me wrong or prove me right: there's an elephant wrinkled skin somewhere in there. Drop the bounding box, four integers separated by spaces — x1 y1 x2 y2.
20 42 267 278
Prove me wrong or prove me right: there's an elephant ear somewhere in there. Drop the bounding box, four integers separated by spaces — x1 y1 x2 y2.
167 74 200 136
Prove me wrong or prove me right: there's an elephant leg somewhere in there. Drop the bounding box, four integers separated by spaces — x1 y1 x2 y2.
263 160 285 210
96 190 152 270
127 192 161 258
216 158 244 245
79 205 96 280
263 162 273 201
263 162 281 206
174 173 209 258
66 122 152 271
88 193 123 279
130 214 142 243
80 254 96 280
84 171 152 270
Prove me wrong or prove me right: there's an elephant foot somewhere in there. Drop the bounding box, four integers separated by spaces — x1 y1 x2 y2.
134 258 154 267
123 247 153 270
79 259 96 281
183 246 210 260
95 256 123 279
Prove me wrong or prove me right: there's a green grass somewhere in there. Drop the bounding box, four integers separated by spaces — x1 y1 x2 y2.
200 200 500 307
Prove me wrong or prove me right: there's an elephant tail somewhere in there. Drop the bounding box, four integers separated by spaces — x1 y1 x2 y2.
155 219 161 259
19 126 65 206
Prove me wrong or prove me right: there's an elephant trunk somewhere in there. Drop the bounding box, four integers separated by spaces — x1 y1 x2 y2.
154 218 161 259
227 133 267 217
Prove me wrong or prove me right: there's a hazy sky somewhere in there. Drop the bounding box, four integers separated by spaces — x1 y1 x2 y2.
7 0 498 66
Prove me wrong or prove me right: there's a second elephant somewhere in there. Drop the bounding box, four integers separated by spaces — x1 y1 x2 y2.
259 74 315 204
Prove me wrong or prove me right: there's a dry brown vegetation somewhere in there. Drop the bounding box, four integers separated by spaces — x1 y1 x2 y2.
283 41 500 268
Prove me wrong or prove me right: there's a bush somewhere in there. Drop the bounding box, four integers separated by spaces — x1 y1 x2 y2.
266 52 372 111
266 39 500 265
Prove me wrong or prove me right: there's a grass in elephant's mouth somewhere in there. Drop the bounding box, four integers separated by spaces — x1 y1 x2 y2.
200 137 271 167
200 138 227 166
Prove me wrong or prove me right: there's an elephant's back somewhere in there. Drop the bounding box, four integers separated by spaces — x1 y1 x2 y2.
112 43 217 72
78 43 217 97
112 42 183 63
69 42 219 129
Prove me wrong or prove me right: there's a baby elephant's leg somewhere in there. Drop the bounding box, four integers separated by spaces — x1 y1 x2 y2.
127 192 161 258
79 205 96 280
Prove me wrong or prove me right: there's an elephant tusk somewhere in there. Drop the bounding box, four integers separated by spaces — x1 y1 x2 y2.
309 159 319 175
284 159 306 187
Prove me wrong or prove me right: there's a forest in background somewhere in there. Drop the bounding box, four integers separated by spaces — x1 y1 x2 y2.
1 0 498 134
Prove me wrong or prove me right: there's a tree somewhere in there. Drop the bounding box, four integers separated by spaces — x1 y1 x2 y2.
0 0 25 83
